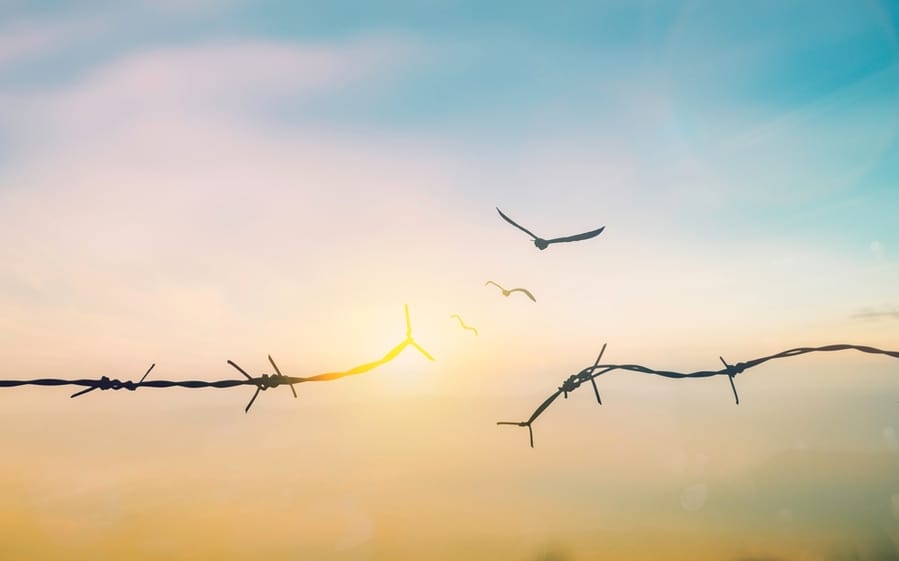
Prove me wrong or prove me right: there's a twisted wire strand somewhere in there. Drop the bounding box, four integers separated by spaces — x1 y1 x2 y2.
498 344 899 448
0 305 434 413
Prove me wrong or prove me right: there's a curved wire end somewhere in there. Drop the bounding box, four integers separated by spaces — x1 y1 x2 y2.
497 421 534 448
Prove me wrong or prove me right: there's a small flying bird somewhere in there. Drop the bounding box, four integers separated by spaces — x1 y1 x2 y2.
485 280 536 302
496 207 605 250
450 314 478 336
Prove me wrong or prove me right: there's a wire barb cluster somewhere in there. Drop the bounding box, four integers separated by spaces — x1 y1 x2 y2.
0 305 434 413
498 343 899 448
69 363 156 398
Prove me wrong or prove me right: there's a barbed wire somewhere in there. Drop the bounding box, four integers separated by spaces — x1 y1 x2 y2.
0 305 434 413
497 343 899 448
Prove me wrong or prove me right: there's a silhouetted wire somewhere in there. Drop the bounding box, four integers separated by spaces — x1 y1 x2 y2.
0 305 434 413
498 343 899 448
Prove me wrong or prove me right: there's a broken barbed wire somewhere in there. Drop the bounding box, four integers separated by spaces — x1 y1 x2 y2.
0 305 434 413
498 343 899 448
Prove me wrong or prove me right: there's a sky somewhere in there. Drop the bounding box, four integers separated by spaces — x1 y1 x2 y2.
1 1 898 560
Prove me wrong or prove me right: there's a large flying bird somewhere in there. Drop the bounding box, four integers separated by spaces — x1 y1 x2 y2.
496 207 605 250
485 281 536 302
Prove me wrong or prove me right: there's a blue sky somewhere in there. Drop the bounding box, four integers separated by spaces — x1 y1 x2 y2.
1 0 897 315
6 1 897 224
1 0 897 366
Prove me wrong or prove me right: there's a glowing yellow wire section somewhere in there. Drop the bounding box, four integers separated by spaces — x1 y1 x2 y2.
303 304 434 382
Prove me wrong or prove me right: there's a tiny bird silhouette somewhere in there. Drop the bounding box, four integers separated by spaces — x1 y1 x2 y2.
485 280 536 302
450 314 478 336
496 207 605 250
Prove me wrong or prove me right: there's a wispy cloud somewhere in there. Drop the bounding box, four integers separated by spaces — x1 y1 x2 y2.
0 16 108 67
0 35 417 139
136 0 247 17
852 307 899 320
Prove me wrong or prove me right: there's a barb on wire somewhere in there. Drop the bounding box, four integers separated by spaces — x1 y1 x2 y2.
0 305 434 413
70 363 155 399
498 343 899 448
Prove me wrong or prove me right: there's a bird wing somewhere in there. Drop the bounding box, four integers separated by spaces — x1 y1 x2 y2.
545 225 605 245
451 314 479 335
485 280 506 292
496 207 540 240
510 288 537 302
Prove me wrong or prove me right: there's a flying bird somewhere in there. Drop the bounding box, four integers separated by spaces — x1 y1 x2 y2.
485 280 536 302
496 207 605 250
450 314 478 336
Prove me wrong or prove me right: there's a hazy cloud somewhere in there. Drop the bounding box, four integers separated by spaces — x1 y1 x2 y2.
852 307 899 320
0 16 108 67
0 34 419 150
